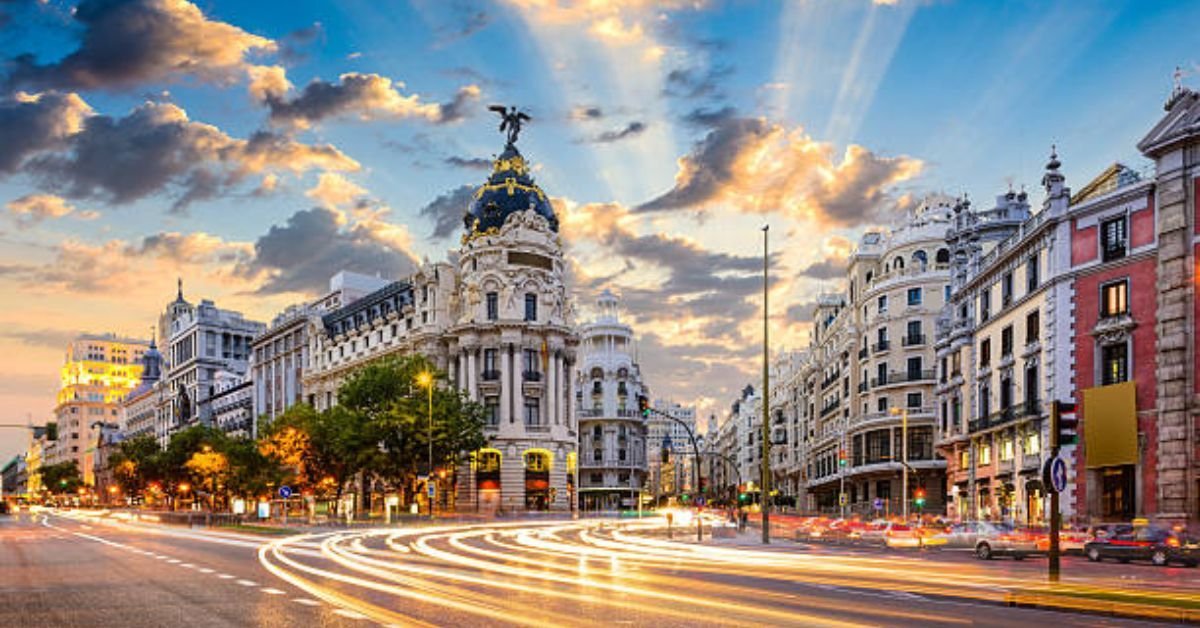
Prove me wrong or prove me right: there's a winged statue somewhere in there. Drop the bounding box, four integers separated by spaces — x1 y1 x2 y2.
489 105 531 147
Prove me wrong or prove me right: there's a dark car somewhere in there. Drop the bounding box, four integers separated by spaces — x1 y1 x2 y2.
1084 525 1199 567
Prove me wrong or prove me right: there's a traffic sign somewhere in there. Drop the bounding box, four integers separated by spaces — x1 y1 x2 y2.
278 485 292 499
873 497 883 511
427 482 436 498
839 493 848 507
1042 457 1068 494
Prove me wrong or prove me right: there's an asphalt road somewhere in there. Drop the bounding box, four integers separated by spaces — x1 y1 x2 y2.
0 510 1187 627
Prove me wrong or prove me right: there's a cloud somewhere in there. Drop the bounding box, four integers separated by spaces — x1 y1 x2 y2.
570 106 604 121
0 91 93 174
665 65 734 100
433 3 491 46
681 105 736 128
239 207 418 295
785 301 816 323
506 0 703 48
419 184 476 239
305 172 367 210
6 193 98 228
444 155 491 170
5 0 276 91
635 115 922 227
588 121 646 143
797 258 847 280
262 72 481 129
278 22 324 64
9 95 359 209
0 327 78 350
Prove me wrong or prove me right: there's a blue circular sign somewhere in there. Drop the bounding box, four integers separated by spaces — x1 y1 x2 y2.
278 485 292 499
1047 457 1068 494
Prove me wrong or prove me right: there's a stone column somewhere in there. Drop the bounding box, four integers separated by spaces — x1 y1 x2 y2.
466 349 477 401
547 352 558 426
501 347 512 424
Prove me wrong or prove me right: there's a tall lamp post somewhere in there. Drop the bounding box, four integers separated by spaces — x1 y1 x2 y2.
417 370 434 519
761 224 771 544
889 407 909 521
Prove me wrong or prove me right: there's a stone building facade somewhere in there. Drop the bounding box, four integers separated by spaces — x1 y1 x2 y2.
574 290 648 511
303 140 579 513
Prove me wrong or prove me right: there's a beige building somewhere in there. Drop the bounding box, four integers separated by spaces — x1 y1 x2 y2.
51 334 148 486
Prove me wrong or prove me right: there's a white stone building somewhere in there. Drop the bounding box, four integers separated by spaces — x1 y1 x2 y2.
303 139 579 512
574 290 648 511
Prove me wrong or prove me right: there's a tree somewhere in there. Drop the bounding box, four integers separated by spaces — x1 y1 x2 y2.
185 447 229 510
160 425 228 501
41 461 83 495
108 434 163 496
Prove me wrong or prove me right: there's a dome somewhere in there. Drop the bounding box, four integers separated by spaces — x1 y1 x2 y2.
463 145 558 235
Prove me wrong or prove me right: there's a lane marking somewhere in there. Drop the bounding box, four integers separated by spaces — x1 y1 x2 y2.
292 598 320 606
236 579 258 587
166 559 181 564
260 588 286 595
332 609 368 620
179 563 195 568
198 568 215 574
217 574 235 579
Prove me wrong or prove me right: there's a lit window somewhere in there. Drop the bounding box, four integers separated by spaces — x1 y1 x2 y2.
1101 343 1128 385
1100 281 1128 318
978 444 991 465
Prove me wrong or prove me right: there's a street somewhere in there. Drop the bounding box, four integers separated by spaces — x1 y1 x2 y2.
2 511 1189 627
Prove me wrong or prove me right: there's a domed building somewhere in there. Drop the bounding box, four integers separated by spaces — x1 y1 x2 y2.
303 124 580 514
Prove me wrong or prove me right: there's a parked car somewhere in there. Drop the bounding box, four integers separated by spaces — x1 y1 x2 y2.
974 522 1041 560
1084 525 1199 567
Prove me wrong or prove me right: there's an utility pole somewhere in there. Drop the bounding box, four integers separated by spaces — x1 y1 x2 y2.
1048 401 1061 583
761 224 771 545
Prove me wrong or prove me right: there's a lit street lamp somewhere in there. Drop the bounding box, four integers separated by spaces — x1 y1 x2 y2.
416 370 434 519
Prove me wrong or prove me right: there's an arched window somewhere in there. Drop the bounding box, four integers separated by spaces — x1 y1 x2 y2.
912 250 927 268
936 248 950 264
895 257 905 270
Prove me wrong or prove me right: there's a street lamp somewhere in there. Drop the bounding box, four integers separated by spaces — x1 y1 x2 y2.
889 407 909 521
416 370 434 519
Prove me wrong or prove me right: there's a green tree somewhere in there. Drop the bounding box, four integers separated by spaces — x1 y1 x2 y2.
160 425 228 499
41 461 83 495
108 434 163 496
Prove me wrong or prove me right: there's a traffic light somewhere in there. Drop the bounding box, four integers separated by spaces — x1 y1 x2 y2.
637 395 650 417
1054 401 1078 447
914 488 926 509
838 448 847 467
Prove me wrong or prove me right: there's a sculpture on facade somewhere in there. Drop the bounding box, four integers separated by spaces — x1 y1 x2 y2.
489 105 531 147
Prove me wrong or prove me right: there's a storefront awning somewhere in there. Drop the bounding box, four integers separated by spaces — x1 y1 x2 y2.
1082 381 1137 468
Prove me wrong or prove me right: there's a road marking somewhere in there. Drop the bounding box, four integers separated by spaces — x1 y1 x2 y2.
332 609 368 620
260 588 285 595
166 559 181 564
179 563 195 568
217 574 235 579
292 598 320 606
155 555 168 560
198 568 215 574
236 579 258 587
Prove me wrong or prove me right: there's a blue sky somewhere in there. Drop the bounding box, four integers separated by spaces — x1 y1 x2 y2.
0 0 1195 460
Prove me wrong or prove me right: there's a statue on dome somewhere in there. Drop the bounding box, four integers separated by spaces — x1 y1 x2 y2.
489 105 531 147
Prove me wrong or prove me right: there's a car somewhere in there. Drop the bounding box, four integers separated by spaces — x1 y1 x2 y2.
930 522 986 549
1084 525 1199 567
861 521 920 548
974 522 1041 560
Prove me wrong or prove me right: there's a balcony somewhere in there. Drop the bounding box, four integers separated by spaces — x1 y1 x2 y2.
857 381 868 393
902 334 926 347
523 370 542 382
481 370 500 381
820 398 841 417
857 347 868 360
821 370 841 389
872 340 891 353
578 408 604 418
870 369 936 387
524 423 550 432
967 406 1018 433
617 408 639 418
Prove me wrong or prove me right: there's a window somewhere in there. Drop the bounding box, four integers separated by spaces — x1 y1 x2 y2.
1101 343 1128 385
906 356 922 379
590 472 602 483
876 362 887 385
1101 216 1127 262
484 348 498 374
1100 280 1128 318
907 288 922 306
878 295 888 313
486 292 498 320
618 449 626 461
979 289 991 322
978 443 992 465
906 320 922 345
979 338 991 367
877 397 888 413
959 450 969 469
979 384 991 419
524 293 537 322
1024 431 1040 455
1026 310 1040 344
1027 255 1040 292
523 349 538 376
907 392 922 408
999 438 1014 461
593 449 602 462
1001 326 1013 357
484 397 499 427
524 396 540 426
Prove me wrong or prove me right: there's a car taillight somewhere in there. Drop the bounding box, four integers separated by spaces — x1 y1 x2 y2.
1167 536 1180 547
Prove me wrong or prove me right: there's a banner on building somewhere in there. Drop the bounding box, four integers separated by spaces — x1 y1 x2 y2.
1082 381 1137 468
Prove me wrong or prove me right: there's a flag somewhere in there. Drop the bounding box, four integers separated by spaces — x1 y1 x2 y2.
540 338 549 372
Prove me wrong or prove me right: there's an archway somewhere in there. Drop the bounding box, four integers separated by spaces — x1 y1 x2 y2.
524 449 553 511
475 448 502 513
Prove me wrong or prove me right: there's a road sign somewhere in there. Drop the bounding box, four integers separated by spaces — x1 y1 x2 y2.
278 485 292 499
1042 457 1068 494
839 493 847 507
873 497 883 511
427 482 436 498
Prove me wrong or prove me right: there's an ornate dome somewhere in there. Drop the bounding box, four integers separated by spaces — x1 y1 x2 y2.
463 145 558 235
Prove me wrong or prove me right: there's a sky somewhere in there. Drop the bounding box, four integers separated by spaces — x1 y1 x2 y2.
0 0 1196 461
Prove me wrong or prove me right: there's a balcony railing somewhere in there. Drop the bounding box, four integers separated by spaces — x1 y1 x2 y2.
902 334 926 346
872 340 891 353
870 369 936 387
523 370 542 382
481 370 500 381
578 408 604 418
966 402 1039 433
857 381 868 393
821 370 841 388
858 347 868 359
